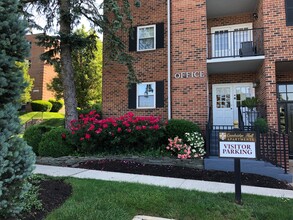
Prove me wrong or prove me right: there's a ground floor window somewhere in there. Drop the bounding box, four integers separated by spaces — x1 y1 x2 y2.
128 81 164 109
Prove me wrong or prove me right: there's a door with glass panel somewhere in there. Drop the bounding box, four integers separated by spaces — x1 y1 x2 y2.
213 83 254 126
277 84 293 158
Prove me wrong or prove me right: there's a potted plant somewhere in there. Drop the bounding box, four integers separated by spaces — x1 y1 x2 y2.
242 97 259 124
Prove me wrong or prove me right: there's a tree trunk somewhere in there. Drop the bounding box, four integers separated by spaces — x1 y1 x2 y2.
60 0 78 129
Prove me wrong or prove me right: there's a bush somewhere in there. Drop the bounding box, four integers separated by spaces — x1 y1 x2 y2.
49 99 64 112
38 127 75 157
23 125 53 155
254 118 268 133
31 100 52 112
70 112 165 154
165 119 201 140
77 103 102 118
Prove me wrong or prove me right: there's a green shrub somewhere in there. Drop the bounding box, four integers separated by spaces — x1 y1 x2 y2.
23 125 53 155
38 128 75 157
254 118 268 133
31 100 53 112
48 99 64 112
166 119 201 140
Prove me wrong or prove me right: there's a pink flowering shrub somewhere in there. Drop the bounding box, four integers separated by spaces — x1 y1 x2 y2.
166 132 205 159
70 111 165 153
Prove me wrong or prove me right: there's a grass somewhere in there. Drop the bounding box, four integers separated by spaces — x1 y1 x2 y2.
20 112 64 124
46 178 293 220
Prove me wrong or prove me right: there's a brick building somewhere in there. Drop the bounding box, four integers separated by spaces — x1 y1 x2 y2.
26 34 57 101
103 0 293 171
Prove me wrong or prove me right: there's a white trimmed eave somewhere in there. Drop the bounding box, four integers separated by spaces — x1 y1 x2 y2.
207 56 265 74
206 0 258 18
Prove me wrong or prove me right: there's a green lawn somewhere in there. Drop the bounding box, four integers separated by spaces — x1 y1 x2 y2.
46 178 293 220
20 112 64 124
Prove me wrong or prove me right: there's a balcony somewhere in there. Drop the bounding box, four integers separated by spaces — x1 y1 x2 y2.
206 0 258 19
207 28 265 74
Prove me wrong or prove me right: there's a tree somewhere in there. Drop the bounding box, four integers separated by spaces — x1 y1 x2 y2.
21 0 137 129
0 0 35 218
16 60 34 104
48 27 102 108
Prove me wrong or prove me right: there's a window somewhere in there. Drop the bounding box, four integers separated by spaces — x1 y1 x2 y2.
129 23 164 52
137 25 156 51
137 82 156 108
286 0 293 26
128 81 164 109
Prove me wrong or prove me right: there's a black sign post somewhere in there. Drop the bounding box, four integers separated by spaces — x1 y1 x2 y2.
234 158 242 204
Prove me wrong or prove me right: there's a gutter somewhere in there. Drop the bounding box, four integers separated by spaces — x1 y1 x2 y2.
167 0 171 120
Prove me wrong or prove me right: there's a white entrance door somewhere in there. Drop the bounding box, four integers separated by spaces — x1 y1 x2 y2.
213 83 254 126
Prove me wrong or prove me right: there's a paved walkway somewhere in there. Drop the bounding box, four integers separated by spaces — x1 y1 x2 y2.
34 164 293 199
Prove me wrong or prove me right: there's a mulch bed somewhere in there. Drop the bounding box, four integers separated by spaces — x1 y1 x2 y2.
21 180 72 220
77 159 293 190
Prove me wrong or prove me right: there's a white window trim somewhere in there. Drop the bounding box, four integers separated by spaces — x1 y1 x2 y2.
136 82 156 109
137 24 156 52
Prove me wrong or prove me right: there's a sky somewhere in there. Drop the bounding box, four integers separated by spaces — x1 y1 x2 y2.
30 0 103 39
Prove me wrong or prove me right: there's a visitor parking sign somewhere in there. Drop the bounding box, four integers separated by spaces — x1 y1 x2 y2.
219 131 256 159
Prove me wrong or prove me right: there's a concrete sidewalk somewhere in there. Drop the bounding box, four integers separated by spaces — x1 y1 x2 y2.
34 164 293 199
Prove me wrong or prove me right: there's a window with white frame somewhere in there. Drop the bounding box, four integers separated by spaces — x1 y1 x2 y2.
137 25 156 51
137 82 156 108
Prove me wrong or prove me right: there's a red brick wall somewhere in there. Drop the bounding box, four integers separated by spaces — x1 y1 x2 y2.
171 0 208 129
26 34 57 101
102 0 168 119
262 0 293 128
207 13 253 32
26 34 44 100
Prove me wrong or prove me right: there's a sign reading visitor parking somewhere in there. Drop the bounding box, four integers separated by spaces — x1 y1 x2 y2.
219 131 256 159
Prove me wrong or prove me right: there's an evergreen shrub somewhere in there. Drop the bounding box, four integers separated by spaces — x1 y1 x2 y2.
49 99 64 112
0 0 35 217
254 118 268 133
38 127 74 157
165 119 201 140
31 100 52 112
23 125 53 155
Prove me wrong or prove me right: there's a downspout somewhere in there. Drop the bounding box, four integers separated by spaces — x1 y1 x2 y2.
167 0 171 120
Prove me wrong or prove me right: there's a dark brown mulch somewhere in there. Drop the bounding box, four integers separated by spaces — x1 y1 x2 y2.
78 159 293 190
21 179 72 220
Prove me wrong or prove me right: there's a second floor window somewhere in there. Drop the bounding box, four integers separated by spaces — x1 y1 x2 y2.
137 25 156 51
286 0 293 26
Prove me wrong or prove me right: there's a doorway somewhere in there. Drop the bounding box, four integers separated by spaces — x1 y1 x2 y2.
212 83 254 126
278 83 293 158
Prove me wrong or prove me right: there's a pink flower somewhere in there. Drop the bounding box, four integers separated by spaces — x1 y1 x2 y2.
80 137 84 141
135 126 141 131
142 126 146 130
117 127 122 133
61 133 66 139
95 128 102 134
102 123 108 129
88 124 95 131
85 133 91 139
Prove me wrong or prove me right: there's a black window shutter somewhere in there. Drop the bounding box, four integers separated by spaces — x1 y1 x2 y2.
156 81 164 108
128 83 137 109
286 0 293 26
156 23 164 48
129 27 137 51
